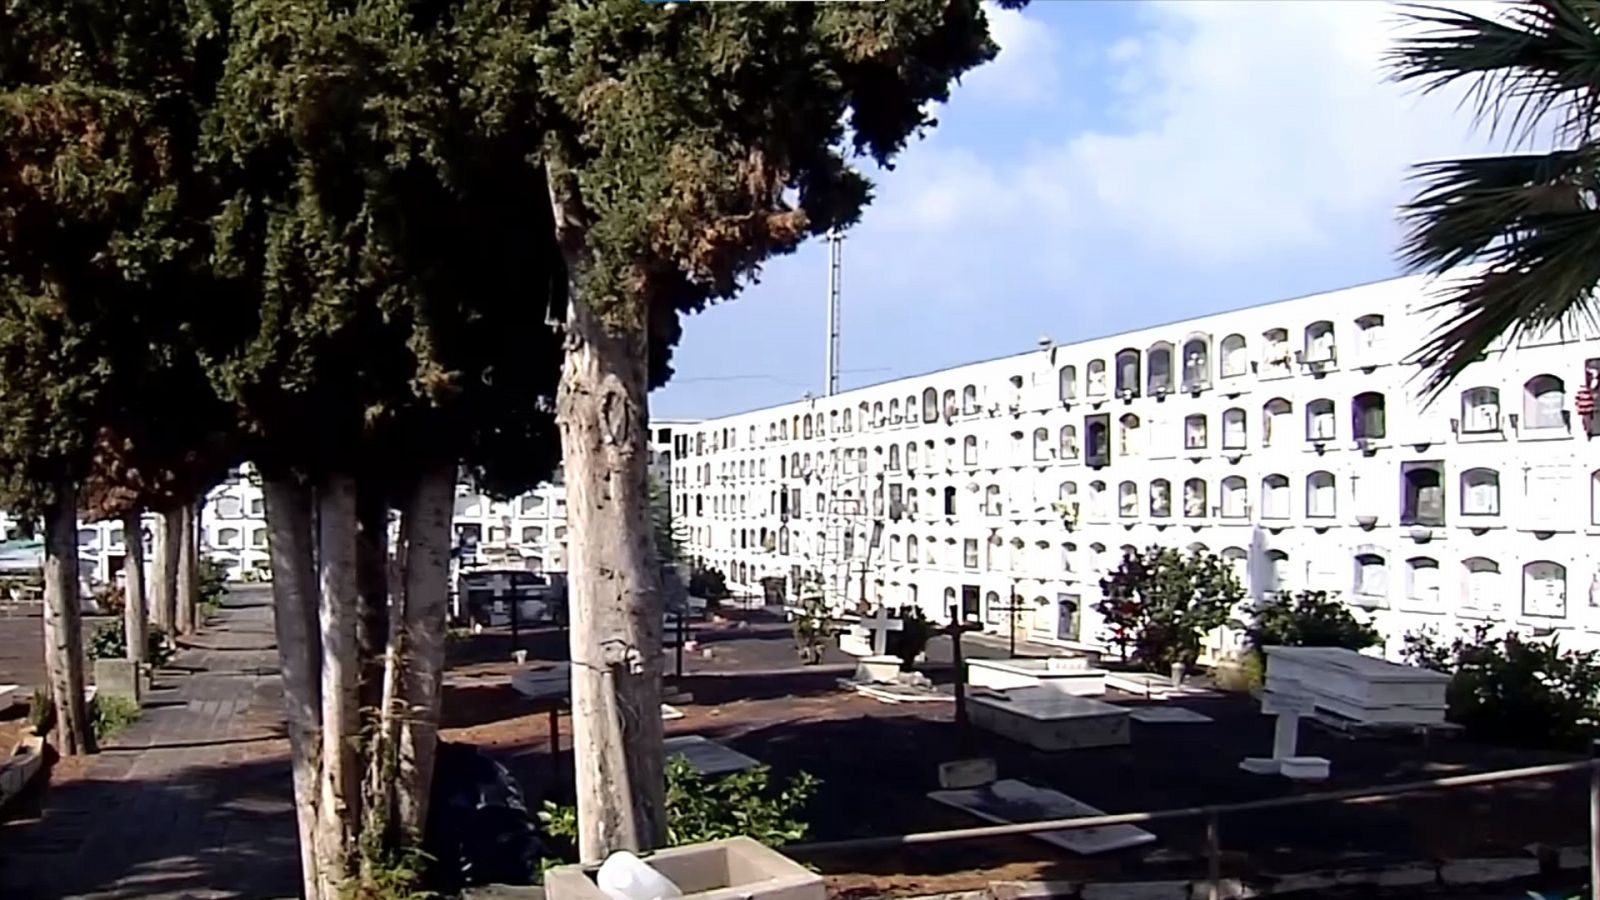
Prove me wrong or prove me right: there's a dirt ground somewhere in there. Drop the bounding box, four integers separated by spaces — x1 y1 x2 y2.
446 613 1590 897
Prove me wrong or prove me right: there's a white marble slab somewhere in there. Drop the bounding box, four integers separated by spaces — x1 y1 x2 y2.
929 779 1156 854
967 657 1108 697
664 735 758 776
1104 672 1211 699
969 688 1131 750
1265 646 1449 724
513 664 685 719
1124 706 1213 724
0 684 18 709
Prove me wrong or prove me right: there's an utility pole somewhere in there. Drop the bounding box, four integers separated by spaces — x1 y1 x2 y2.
824 229 843 397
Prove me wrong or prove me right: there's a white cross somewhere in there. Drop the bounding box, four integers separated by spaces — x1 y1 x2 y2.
489 573 512 597
860 607 904 656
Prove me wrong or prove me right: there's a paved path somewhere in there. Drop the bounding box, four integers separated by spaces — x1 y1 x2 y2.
0 587 300 899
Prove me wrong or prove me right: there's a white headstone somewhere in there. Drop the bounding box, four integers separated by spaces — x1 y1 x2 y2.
860 607 904 656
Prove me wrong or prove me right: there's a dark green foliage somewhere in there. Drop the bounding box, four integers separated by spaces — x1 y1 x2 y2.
90 694 140 743
27 686 50 733
541 755 818 863
689 565 730 603
198 555 227 611
540 0 1017 388
1096 546 1243 671
1238 590 1381 692
1403 626 1600 751
1388 1 1600 396
1247 590 1382 656
88 619 176 668
886 604 932 671
649 477 685 566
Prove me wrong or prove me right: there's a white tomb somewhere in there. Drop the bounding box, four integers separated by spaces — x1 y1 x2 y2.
1264 646 1449 726
851 608 906 684
1239 680 1329 781
966 656 1108 697
929 779 1156 854
969 686 1131 751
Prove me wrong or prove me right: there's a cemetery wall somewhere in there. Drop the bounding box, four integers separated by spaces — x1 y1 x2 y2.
665 272 1600 658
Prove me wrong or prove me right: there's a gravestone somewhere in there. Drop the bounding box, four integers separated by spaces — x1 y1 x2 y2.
664 735 758 776
1124 706 1213 724
510 663 684 720
1265 646 1448 726
1240 679 1328 780
929 779 1156 854
967 656 1108 696
0 684 18 710
93 658 142 704
969 687 1130 750
852 607 904 683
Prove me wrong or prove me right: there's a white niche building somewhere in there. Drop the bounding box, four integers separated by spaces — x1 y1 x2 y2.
667 273 1600 658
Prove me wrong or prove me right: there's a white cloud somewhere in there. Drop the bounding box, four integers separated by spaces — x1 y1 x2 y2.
963 3 1060 107
883 1 1505 265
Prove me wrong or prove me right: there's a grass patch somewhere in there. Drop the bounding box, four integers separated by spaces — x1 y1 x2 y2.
90 695 141 743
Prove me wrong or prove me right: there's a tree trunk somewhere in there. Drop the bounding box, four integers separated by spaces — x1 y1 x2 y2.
556 289 667 860
122 510 148 666
43 483 92 755
355 487 389 718
176 501 198 634
263 475 325 899
391 465 453 841
316 475 362 893
153 508 179 632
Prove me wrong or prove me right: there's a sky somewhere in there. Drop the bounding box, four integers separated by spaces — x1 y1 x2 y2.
649 0 1503 421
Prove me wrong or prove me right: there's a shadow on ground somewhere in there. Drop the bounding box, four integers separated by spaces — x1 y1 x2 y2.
0 755 299 900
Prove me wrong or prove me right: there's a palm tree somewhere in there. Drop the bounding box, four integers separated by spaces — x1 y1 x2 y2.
1388 0 1600 396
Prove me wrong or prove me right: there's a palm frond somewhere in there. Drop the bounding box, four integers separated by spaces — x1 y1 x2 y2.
1388 0 1600 147
1399 142 1600 397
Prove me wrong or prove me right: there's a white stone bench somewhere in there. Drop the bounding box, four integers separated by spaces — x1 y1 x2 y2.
967 656 1107 697
969 687 1131 751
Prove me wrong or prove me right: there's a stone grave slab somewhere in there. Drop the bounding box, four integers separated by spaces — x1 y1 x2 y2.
929 778 1156 854
969 687 1130 750
1123 706 1213 724
1264 646 1448 726
967 656 1108 697
513 663 685 719
853 681 953 704
664 735 759 776
0 684 18 710
1104 672 1211 699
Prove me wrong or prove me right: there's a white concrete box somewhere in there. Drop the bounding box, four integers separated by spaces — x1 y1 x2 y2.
969 687 1131 751
1265 647 1449 710
544 837 824 900
967 657 1107 697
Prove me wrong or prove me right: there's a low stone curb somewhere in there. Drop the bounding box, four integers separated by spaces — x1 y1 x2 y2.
0 732 44 813
915 845 1589 900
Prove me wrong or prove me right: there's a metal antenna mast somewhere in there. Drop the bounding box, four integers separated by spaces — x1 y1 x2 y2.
824 229 843 396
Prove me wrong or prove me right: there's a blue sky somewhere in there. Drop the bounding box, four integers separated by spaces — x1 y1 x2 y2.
650 1 1498 420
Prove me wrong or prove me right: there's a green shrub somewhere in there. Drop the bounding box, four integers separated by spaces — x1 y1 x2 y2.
1239 590 1382 689
790 571 830 665
1403 625 1600 751
885 605 932 671
1246 590 1382 656
540 756 818 868
90 695 141 743
688 565 729 604
1096 546 1243 671
198 557 228 613
27 686 52 733
87 620 176 668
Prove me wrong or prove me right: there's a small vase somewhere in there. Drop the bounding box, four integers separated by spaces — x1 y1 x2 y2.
1170 662 1187 686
